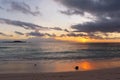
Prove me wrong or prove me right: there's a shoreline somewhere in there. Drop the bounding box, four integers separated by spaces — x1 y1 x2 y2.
0 58 120 73
0 67 119 80
0 58 119 80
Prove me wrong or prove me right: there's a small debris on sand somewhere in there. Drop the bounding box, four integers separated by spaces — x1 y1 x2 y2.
75 66 79 70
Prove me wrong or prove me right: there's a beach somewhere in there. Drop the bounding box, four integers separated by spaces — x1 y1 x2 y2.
0 67 119 80
0 0 120 79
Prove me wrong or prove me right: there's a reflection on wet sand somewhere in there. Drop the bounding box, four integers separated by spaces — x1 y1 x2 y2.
79 61 93 70
54 60 94 72
53 59 120 72
0 59 120 73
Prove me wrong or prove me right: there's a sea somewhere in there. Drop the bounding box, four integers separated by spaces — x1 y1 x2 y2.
0 41 120 73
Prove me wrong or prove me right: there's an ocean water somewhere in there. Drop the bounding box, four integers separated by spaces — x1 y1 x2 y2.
0 41 120 61
0 41 120 73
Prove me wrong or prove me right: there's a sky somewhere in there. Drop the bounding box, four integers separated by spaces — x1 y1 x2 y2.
0 0 120 43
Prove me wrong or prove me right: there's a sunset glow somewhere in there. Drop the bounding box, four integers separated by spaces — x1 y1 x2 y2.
55 36 90 43
55 37 120 43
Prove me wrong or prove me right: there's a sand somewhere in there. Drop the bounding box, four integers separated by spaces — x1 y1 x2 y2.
0 67 120 80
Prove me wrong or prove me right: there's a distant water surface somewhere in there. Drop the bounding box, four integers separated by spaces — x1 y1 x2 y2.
0 41 120 61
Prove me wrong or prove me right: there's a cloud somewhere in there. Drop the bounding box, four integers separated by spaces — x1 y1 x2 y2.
60 32 87 37
0 32 7 36
88 32 120 39
0 18 69 33
50 27 70 32
0 18 48 31
27 31 56 37
50 27 63 31
56 0 120 33
60 34 66 37
87 32 106 39
60 10 83 16
60 32 120 39
0 32 13 37
56 0 120 18
2 0 41 16
64 29 70 32
45 33 56 37
71 19 120 32
27 31 45 37
0 6 4 10
14 31 24 35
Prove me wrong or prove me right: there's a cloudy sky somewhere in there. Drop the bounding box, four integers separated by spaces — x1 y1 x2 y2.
0 0 120 43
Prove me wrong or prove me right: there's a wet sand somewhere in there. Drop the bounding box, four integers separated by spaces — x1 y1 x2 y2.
0 58 120 73
0 67 120 80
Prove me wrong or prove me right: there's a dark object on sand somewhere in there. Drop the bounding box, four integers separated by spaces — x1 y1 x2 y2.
75 66 79 70
34 64 37 66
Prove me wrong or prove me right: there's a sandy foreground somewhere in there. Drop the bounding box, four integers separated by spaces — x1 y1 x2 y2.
0 67 119 80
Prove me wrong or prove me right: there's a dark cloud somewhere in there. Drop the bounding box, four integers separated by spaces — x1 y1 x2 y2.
2 0 41 16
67 33 87 37
14 31 24 35
87 32 104 39
60 32 87 37
50 27 63 31
0 32 13 37
0 18 69 33
27 31 56 37
50 27 70 32
71 19 120 32
57 0 120 18
66 33 78 37
64 29 70 32
0 6 4 10
60 34 66 37
56 0 120 33
45 33 56 37
0 18 48 31
60 32 120 39
27 31 45 37
88 32 120 39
